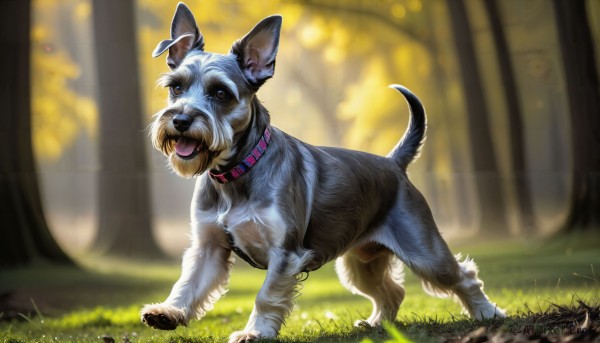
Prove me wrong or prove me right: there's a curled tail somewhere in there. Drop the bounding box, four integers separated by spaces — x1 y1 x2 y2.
387 84 427 170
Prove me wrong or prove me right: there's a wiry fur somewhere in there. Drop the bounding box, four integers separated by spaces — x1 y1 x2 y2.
141 3 506 342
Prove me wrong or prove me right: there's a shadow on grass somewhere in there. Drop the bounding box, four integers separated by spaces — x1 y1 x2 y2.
0 259 181 320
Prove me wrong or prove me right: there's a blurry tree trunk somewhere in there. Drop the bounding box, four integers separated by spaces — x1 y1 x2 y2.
0 0 73 267
483 0 536 234
447 0 509 235
425 3 475 230
553 0 600 232
92 0 164 258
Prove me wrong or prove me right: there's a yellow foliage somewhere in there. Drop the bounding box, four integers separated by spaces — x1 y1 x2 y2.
31 0 97 161
279 3 303 24
299 18 327 48
394 43 431 79
74 1 91 22
337 57 403 154
391 4 407 18
408 0 423 13
324 45 345 64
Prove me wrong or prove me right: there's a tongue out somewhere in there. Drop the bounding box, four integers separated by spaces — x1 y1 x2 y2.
175 137 200 157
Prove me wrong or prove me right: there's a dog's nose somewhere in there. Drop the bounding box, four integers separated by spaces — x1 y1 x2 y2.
173 114 192 132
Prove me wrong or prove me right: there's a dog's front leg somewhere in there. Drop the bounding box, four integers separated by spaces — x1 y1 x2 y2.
141 225 232 330
229 249 299 343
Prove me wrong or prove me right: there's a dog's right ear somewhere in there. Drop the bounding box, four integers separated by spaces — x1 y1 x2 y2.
152 2 204 70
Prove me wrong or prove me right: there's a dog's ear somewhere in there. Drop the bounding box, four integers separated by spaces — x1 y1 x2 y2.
231 15 282 88
152 2 205 70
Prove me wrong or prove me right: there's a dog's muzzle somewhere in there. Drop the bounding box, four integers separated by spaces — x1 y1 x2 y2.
173 113 192 132
169 114 206 159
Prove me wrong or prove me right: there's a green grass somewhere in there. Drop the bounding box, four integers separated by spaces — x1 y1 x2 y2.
0 238 598 342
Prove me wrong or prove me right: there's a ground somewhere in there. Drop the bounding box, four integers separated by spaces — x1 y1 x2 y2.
0 238 598 342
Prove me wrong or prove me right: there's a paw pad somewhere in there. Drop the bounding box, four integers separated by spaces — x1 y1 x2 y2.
143 312 179 330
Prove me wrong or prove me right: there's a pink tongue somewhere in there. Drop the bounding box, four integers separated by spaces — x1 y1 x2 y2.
175 137 199 157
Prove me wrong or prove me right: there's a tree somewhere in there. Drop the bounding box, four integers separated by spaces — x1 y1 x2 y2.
553 0 600 232
483 0 536 234
447 0 509 235
0 0 72 267
92 0 164 258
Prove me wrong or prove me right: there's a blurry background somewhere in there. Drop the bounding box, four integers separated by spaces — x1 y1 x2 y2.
2 0 599 265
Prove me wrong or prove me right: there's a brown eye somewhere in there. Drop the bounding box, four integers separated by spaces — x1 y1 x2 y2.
170 84 183 96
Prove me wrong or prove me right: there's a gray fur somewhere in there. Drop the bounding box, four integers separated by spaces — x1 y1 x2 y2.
141 4 505 342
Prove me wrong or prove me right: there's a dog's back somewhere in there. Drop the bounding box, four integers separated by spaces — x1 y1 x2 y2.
273 85 427 267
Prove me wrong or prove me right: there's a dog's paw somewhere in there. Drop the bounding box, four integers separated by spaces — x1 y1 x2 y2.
471 303 507 321
354 319 373 328
354 315 385 328
141 303 187 330
480 306 507 320
228 330 261 343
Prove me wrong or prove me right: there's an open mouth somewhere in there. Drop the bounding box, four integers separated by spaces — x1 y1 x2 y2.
174 136 204 159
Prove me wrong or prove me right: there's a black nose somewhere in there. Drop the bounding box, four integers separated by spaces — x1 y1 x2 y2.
173 114 192 132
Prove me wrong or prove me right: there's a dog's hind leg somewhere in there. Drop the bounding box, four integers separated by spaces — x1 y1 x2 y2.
141 224 233 330
375 182 506 320
335 245 405 327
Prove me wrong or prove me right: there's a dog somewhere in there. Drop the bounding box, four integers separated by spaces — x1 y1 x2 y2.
141 3 506 342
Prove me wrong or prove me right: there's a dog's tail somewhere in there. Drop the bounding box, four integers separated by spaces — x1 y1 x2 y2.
386 84 427 170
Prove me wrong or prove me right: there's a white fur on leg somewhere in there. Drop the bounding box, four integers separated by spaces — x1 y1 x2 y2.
452 255 506 320
229 307 270 343
141 225 233 329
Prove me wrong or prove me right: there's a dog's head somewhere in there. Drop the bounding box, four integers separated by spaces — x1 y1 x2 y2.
150 3 281 177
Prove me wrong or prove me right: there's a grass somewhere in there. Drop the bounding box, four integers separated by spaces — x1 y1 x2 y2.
0 238 598 342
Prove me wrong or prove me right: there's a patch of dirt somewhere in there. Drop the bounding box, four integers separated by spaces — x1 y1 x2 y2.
443 302 600 343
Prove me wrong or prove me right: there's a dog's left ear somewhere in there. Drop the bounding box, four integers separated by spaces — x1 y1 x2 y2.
153 2 204 70
231 15 282 88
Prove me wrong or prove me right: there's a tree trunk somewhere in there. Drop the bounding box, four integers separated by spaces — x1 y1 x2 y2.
0 0 73 267
92 0 164 258
425 3 475 231
483 0 537 234
447 0 509 235
553 0 600 232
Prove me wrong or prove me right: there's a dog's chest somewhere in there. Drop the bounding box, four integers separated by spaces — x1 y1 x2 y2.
216 204 286 268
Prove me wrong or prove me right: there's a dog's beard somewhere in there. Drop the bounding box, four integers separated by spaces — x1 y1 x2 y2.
151 115 230 177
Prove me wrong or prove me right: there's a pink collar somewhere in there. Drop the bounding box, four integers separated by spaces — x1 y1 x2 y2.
209 127 271 183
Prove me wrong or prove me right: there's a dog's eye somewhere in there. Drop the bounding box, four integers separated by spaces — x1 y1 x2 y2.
216 89 227 100
169 84 184 97
213 88 231 102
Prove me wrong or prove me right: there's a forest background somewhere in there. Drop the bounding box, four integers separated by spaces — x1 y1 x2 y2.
0 0 599 341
